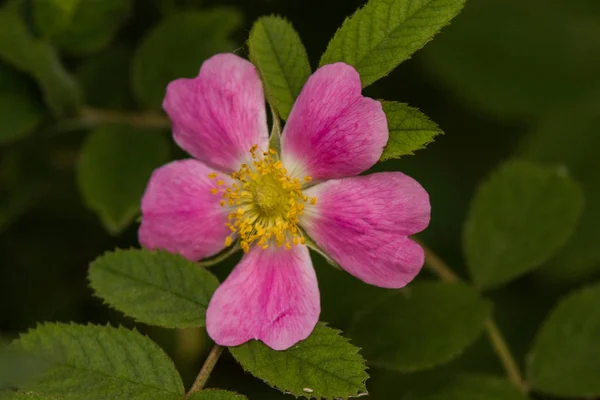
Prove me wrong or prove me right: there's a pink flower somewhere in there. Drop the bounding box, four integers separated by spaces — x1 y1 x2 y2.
139 53 431 350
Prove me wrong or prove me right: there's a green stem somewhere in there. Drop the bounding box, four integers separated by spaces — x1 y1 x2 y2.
186 344 224 397
56 107 171 133
416 239 526 392
198 243 240 267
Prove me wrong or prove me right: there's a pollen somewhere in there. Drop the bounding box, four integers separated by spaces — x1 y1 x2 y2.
209 145 315 252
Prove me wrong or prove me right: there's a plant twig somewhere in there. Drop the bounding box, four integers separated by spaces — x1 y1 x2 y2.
198 243 240 267
186 344 224 397
416 238 526 392
55 107 171 134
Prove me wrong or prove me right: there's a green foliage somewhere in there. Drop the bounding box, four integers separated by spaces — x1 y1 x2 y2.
423 0 600 119
248 16 311 120
464 161 584 290
527 283 600 397
132 9 243 108
320 0 466 87
76 46 136 109
33 0 134 55
14 323 184 400
380 101 442 160
229 323 368 399
350 282 490 372
402 374 529 400
0 9 81 117
77 125 169 234
0 341 47 391
0 64 43 144
89 249 220 328
520 110 600 284
187 390 247 400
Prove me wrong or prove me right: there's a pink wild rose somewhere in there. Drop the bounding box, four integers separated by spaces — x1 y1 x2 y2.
139 53 431 350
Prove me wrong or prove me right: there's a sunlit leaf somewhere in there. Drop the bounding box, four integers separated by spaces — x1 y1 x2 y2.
229 323 368 399
320 0 466 87
248 16 311 120
89 249 220 328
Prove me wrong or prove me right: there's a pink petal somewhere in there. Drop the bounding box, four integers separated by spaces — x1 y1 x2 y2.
301 172 431 288
281 63 388 181
163 53 269 173
206 245 320 350
139 159 231 261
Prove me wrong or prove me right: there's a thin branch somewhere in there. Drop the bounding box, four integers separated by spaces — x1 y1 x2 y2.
186 344 224 397
56 107 171 134
417 238 526 392
198 243 240 267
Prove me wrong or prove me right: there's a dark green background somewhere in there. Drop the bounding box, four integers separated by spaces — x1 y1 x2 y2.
1 0 599 398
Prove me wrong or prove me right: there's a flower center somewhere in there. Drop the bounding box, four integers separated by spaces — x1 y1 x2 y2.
209 145 316 252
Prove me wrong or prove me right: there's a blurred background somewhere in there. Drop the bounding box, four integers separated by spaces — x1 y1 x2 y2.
1 0 599 398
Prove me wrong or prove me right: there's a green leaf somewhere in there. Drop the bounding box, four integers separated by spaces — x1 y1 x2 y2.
89 249 220 328
464 161 584 290
0 9 81 117
1 392 55 400
132 9 243 109
77 125 169 234
187 390 247 400
33 0 134 55
402 373 529 400
350 281 490 372
380 101 442 160
519 110 600 284
0 341 48 391
422 0 600 119
527 283 600 397
15 323 184 400
320 0 466 87
0 63 43 144
248 16 311 120
229 323 368 399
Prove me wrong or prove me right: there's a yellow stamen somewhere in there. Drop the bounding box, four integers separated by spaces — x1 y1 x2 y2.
210 188 219 195
208 172 218 179
214 145 316 252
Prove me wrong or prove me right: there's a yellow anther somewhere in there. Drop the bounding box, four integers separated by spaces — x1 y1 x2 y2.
310 197 317 205
212 145 317 253
210 188 219 195
208 172 218 179
224 236 233 247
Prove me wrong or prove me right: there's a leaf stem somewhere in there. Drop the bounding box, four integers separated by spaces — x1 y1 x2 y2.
186 344 224 397
198 243 240 267
416 238 526 392
56 107 171 133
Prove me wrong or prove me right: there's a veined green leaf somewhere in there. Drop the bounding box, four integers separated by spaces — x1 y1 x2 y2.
464 161 584 290
15 323 184 400
229 323 368 399
380 101 442 160
350 282 490 371
320 0 466 87
89 249 220 328
77 125 169 234
248 16 311 120
527 283 600 397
